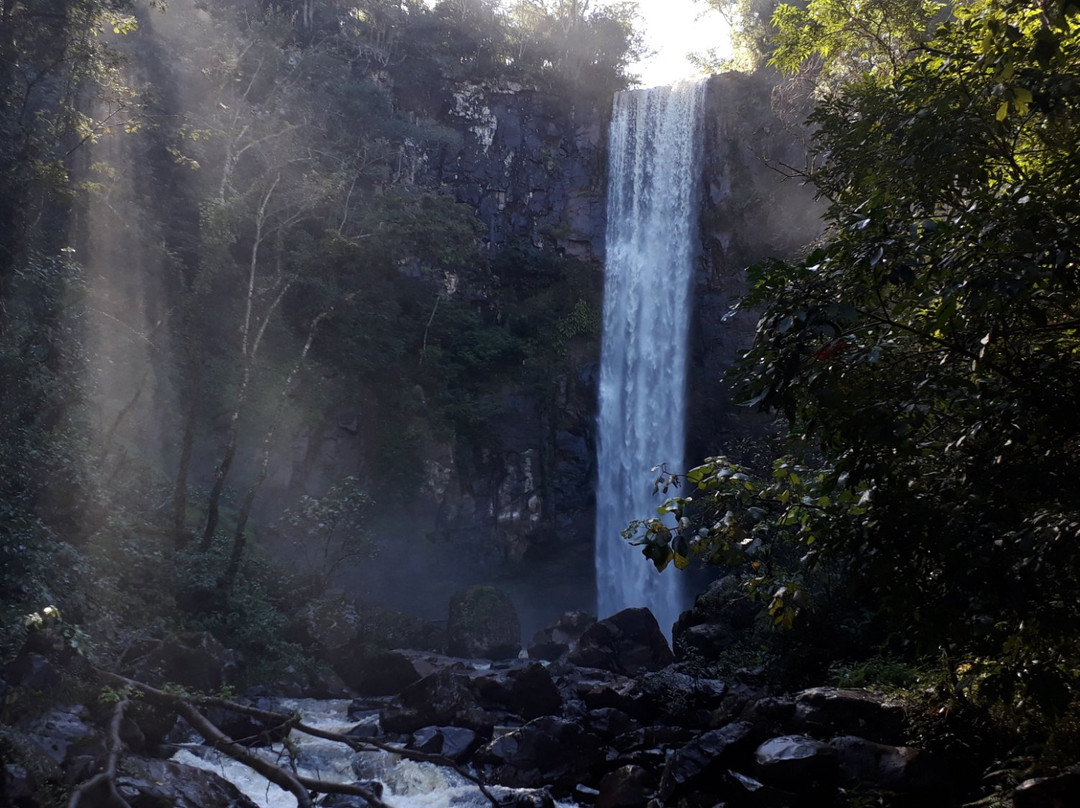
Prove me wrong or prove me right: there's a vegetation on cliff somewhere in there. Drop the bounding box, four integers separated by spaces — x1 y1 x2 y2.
0 0 632 672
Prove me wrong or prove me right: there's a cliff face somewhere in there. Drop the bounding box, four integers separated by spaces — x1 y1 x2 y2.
285 72 819 621
437 81 609 262
689 72 823 462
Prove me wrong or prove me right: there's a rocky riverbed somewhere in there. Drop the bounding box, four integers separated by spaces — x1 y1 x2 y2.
2 593 1076 808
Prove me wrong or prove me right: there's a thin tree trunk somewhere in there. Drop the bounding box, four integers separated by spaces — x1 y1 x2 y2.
201 179 283 549
173 356 201 537
221 307 335 590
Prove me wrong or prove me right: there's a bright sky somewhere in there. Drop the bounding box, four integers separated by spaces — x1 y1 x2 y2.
627 0 733 87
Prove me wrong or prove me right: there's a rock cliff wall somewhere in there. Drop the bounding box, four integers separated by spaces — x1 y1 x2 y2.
293 73 820 624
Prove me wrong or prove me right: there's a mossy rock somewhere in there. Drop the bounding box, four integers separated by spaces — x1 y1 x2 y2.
447 585 521 659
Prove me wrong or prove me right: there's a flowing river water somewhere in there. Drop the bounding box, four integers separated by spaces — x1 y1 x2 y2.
171 698 572 808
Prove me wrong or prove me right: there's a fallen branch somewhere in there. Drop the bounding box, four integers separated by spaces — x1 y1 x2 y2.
96 671 390 808
173 700 316 808
67 697 133 808
186 694 501 806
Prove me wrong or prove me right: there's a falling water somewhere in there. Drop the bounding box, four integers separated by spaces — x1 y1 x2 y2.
594 80 707 638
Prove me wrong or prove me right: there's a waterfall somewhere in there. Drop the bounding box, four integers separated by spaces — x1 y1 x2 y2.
594 80 706 638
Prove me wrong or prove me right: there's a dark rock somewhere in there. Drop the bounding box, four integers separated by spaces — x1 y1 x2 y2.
475 716 604 794
408 726 482 763
637 669 727 728
447 585 522 659
568 608 673 674
2 652 62 692
337 647 425 696
319 781 384 807
25 705 103 772
722 769 797 807
659 720 757 800
380 669 500 734
125 632 241 693
672 575 762 662
2 763 36 806
793 686 906 744
345 720 380 740
829 735 931 790
574 783 601 804
495 789 557 808
612 725 696 755
583 707 637 739
116 758 259 808
528 611 597 661
470 663 563 719
1013 767 1080 808
337 647 467 697
754 734 838 792
306 666 355 699
596 764 657 808
201 705 288 749
744 696 796 725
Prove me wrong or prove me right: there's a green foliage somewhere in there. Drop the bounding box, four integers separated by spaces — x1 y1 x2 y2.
274 477 376 591
769 0 943 89
637 0 1080 723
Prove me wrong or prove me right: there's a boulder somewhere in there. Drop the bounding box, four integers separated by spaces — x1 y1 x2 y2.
380 669 501 734
124 632 241 693
447 585 522 659
408 726 482 763
25 704 104 780
568 608 673 674
474 716 604 794
596 764 657 808
117 758 259 808
829 735 931 790
793 686 907 744
332 647 434 696
1014 767 1080 808
658 720 757 800
470 663 563 719
2 651 62 693
528 611 597 661
754 734 838 792
671 575 761 662
582 707 637 740
637 669 727 728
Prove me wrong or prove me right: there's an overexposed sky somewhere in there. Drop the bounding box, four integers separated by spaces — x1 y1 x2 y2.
628 0 733 87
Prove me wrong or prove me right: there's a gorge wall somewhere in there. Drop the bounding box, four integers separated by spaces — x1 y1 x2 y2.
299 70 821 623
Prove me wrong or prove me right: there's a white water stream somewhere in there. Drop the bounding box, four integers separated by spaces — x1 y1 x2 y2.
171 698 570 808
594 80 707 638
